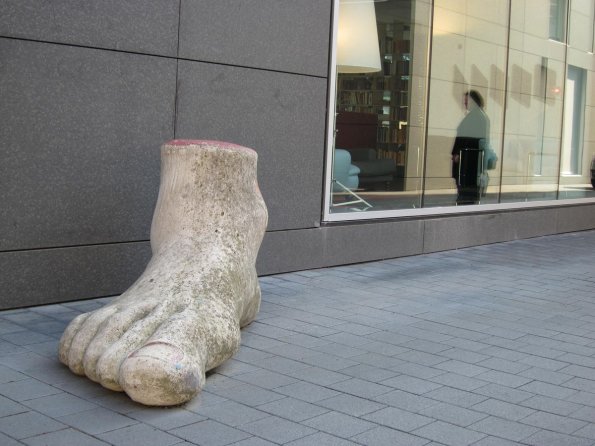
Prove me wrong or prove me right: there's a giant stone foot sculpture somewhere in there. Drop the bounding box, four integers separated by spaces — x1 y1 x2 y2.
59 140 268 406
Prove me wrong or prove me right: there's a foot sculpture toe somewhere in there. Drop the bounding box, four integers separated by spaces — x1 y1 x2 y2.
119 342 204 406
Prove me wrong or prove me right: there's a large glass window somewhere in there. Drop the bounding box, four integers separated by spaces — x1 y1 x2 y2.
328 0 431 214
325 0 595 221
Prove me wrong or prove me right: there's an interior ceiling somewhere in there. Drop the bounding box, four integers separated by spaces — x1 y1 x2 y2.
375 0 412 23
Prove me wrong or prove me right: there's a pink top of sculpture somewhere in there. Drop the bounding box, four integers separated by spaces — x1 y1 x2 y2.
166 140 256 155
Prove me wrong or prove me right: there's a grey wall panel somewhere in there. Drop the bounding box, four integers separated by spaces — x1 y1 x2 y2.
0 39 176 251
422 209 559 253
175 61 328 231
257 228 326 274
555 204 595 233
0 242 151 309
321 221 424 266
179 0 331 77
256 220 423 275
0 0 179 57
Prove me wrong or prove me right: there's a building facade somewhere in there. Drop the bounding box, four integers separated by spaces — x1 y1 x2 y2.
1 0 594 309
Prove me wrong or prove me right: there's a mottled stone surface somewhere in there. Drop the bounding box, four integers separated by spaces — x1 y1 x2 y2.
59 140 268 406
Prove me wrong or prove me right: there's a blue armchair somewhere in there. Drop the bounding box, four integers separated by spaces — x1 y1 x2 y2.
333 148 360 192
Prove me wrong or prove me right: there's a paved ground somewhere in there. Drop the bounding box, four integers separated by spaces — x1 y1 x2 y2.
1 230 595 445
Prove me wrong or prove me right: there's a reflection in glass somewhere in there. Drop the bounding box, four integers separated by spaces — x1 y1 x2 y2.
331 0 428 213
327 0 595 219
424 0 508 208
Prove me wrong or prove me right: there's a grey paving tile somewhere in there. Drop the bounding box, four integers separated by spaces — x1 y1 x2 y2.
240 415 317 444
424 386 488 408
0 353 57 375
474 383 534 404
395 350 449 366
570 405 595 422
303 411 377 438
428 372 488 391
0 431 23 446
57 407 137 435
564 377 595 394
474 370 533 388
352 425 431 446
51 374 113 399
213 359 260 377
347 352 405 369
558 353 595 369
170 420 251 446
520 380 579 399
400 339 451 354
98 422 181 446
518 366 574 385
286 432 360 445
0 342 27 356
574 423 595 440
468 416 540 442
212 382 285 406
565 390 595 407
252 356 311 375
91 392 147 414
230 437 278 446
0 411 66 439
299 353 359 371
434 359 489 377
476 357 531 374
471 435 529 445
521 410 588 434
0 320 27 335
22 428 110 446
517 354 569 371
417 402 489 427
0 378 62 401
285 365 350 386
317 394 385 417
258 396 329 421
471 398 536 421
127 407 206 430
412 420 486 446
372 389 440 412
328 378 393 399
24 340 60 357
1 331 54 346
380 375 443 395
522 429 594 446
438 348 491 364
184 390 228 412
233 369 298 389
276 381 341 403
390 362 445 380
356 340 410 356
23 392 98 417
521 395 584 416
193 400 269 427
362 406 434 432
0 394 28 417
0 365 28 384
278 332 332 349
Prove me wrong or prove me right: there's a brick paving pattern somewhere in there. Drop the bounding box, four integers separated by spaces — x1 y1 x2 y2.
1 230 594 445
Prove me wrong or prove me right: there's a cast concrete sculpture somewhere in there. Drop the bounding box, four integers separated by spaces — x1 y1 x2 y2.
59 140 268 406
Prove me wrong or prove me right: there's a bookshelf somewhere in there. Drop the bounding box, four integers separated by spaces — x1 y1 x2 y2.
336 22 410 170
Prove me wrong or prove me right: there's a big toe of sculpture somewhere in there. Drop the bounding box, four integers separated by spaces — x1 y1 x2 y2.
59 140 268 406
